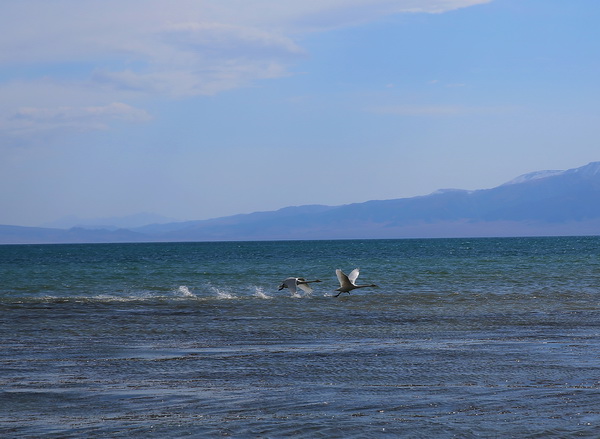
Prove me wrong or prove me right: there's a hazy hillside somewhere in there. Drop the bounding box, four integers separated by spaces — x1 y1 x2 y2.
41 213 181 230
2 162 600 244
141 161 600 241
0 225 146 245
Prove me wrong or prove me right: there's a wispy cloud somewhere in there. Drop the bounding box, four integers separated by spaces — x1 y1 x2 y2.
161 22 305 58
277 0 491 31
91 21 307 97
0 0 490 142
0 0 490 93
3 103 151 140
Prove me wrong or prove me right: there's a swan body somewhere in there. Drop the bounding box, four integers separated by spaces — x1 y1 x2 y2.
278 277 321 295
334 268 377 297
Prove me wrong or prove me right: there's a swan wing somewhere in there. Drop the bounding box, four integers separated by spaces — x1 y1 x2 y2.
348 268 360 285
336 269 353 289
298 283 313 294
281 277 298 294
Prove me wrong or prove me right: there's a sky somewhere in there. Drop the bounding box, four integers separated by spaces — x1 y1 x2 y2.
2 0 600 227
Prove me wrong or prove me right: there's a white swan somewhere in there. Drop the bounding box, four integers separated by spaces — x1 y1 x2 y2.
278 277 322 295
334 268 378 297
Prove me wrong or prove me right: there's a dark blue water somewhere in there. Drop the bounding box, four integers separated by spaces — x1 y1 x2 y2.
1 237 600 437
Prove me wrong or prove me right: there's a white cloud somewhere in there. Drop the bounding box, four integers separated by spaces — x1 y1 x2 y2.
0 0 490 88
0 0 490 142
3 103 151 140
161 22 305 58
90 21 304 97
265 0 491 31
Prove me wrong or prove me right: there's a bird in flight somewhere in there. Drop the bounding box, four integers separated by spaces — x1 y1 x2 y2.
278 277 322 296
334 268 378 297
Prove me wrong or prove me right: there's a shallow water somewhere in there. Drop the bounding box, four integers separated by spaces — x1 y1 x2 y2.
1 238 600 437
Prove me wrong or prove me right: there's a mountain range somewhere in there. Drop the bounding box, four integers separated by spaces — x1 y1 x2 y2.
3 161 600 244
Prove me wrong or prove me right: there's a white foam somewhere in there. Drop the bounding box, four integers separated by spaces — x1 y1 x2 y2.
175 285 195 297
253 286 272 299
210 286 235 299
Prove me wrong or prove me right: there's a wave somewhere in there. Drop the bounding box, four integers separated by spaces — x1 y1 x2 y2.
209 285 235 300
252 286 272 300
0 283 329 305
174 285 195 298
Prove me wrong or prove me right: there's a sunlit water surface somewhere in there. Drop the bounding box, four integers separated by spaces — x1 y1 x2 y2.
1 238 600 437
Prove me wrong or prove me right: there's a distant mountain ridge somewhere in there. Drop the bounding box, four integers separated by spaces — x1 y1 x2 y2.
41 212 180 230
501 169 565 186
3 161 600 244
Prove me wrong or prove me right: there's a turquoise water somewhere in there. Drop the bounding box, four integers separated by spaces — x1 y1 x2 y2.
1 237 600 437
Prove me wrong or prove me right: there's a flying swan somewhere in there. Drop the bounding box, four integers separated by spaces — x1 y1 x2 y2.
334 268 378 297
278 277 322 295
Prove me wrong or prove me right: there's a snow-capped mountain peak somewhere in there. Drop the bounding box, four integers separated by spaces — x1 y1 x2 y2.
501 169 565 186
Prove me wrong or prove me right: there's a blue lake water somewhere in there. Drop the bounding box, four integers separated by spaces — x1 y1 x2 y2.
1 237 600 437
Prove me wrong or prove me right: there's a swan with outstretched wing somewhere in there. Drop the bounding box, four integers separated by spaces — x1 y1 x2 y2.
278 277 321 295
334 268 377 297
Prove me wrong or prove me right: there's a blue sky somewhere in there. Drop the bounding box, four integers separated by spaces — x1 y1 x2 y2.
2 0 600 227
